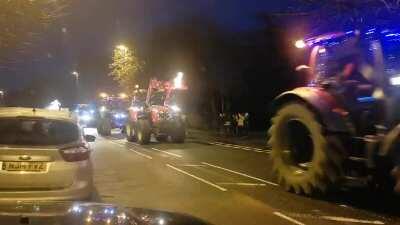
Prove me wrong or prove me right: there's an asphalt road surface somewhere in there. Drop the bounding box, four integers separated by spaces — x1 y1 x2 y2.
89 130 400 225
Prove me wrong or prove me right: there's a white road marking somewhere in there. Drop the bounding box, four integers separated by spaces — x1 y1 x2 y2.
151 148 183 158
320 216 384 224
216 182 266 186
166 164 227 191
273 212 306 225
208 142 271 153
180 164 207 167
201 162 278 186
127 148 153 160
109 141 153 160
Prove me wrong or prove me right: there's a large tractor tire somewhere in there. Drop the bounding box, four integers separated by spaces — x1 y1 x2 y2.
125 123 137 142
268 102 344 195
137 119 151 145
155 135 168 142
171 122 186 143
98 119 112 136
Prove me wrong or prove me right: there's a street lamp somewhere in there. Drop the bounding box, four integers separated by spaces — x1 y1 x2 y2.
0 90 4 105
99 92 108 98
119 93 128 99
72 71 79 86
174 72 184 89
116 45 128 52
294 39 306 49
135 84 139 89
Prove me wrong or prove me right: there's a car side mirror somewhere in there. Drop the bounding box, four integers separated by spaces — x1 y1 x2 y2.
84 135 96 142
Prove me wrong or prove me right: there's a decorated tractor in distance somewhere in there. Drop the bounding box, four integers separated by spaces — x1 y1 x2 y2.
96 93 129 136
269 27 400 195
125 73 187 144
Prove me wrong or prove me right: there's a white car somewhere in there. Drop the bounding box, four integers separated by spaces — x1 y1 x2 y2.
0 107 95 201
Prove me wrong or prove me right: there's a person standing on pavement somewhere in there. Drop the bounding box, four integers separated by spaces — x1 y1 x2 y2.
244 112 249 136
236 112 245 137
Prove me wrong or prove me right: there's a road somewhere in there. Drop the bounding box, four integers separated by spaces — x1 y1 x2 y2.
89 130 400 225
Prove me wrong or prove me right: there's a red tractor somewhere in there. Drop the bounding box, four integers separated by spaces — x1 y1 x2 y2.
125 75 187 144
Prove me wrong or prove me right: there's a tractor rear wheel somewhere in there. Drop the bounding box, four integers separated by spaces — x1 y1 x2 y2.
171 122 186 143
137 120 151 145
126 124 137 142
98 119 112 136
268 102 344 195
156 135 168 142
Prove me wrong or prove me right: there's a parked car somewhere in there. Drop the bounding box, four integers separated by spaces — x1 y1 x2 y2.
0 107 95 201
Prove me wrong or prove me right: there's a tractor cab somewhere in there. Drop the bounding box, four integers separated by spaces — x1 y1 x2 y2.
268 27 400 195
300 28 400 134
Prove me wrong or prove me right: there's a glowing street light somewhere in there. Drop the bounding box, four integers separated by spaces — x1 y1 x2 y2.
72 71 79 78
116 45 128 52
294 39 306 49
135 84 139 89
99 92 108 98
119 93 128 99
47 99 61 110
174 72 184 89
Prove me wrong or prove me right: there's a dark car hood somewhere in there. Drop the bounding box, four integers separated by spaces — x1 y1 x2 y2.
0 201 212 225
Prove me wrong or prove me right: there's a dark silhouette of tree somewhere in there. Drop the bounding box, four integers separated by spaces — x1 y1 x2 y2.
0 0 69 60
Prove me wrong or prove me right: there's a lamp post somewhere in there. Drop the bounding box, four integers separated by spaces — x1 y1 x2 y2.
72 71 79 103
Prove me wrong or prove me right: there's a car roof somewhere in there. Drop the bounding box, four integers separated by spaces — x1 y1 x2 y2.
0 107 77 122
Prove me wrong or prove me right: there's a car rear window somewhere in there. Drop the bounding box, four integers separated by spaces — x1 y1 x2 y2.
0 118 79 146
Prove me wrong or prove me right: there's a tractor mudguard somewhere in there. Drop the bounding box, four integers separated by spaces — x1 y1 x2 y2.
271 87 351 134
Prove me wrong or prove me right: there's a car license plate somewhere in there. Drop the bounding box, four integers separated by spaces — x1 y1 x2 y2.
1 162 46 172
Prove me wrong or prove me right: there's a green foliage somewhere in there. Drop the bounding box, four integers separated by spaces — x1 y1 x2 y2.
0 0 67 57
109 46 143 91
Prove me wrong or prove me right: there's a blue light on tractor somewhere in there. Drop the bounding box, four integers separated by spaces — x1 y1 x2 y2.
357 96 375 103
113 113 127 119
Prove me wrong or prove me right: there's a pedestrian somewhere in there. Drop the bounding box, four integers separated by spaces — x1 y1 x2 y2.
218 113 225 135
236 112 245 137
223 113 233 137
244 112 249 136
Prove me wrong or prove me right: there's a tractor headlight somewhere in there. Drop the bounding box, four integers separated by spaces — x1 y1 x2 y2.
114 113 127 119
170 105 181 112
130 106 143 112
100 106 107 112
79 114 92 122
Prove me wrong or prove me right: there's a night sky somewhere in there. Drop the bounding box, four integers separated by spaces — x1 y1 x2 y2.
0 0 297 94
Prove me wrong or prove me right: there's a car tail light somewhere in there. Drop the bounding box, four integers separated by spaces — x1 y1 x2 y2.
59 143 90 162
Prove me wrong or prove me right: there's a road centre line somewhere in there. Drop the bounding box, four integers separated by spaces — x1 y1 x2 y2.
273 212 306 225
151 148 183 158
202 162 278 186
180 164 207 167
216 182 266 186
127 148 153 160
320 216 384 224
209 142 271 153
166 164 227 191
109 141 153 160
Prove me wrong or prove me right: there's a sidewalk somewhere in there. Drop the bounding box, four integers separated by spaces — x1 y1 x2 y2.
187 128 269 149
